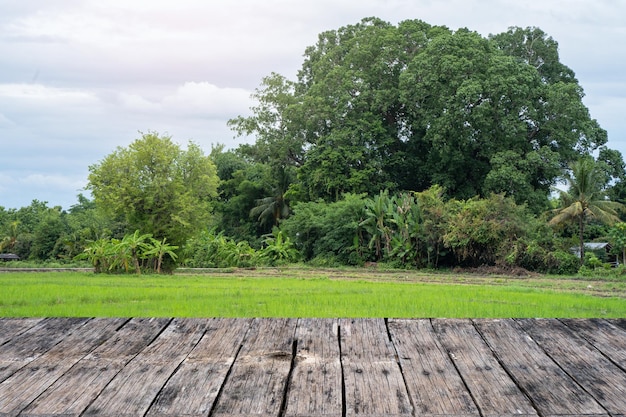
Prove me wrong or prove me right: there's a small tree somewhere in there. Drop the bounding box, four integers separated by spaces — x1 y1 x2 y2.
415 185 448 268
79 232 180 274
608 222 626 265
87 132 219 248
443 193 528 266
359 191 394 259
78 238 111 273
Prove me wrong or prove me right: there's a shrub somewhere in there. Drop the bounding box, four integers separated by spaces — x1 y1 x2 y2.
182 230 256 268
258 230 300 266
77 231 178 274
281 194 368 265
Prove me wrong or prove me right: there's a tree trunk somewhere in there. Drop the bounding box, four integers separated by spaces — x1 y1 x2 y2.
579 215 585 266
132 250 141 274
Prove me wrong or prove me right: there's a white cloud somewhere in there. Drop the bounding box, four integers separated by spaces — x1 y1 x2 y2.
114 82 252 119
4 7 168 46
0 173 10 193
162 82 252 118
0 171 87 209
117 92 161 113
19 173 85 190
0 83 96 103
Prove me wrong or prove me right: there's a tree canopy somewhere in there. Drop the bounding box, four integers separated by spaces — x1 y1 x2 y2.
86 132 219 247
230 18 616 212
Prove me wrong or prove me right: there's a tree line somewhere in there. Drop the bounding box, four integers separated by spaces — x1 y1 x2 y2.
2 18 626 274
0 141 624 274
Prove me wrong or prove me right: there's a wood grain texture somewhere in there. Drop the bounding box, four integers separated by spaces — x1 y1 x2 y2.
340 319 412 416
82 318 209 417
518 318 626 417
285 318 342 417
0 318 126 417
432 319 538 417
474 318 607 417
388 319 479 416
0 319 43 346
562 318 626 370
146 318 253 417
212 318 297 417
0 318 90 384
20 318 169 417
0 318 625 417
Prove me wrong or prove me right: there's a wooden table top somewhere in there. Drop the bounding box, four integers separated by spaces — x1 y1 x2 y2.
1 318 625 417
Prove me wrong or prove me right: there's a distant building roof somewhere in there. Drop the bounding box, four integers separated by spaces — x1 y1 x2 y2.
0 253 20 260
570 242 613 258
583 242 611 250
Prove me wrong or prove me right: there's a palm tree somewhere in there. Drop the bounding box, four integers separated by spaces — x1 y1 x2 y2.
550 157 622 263
0 221 20 253
251 166 293 229
251 194 289 228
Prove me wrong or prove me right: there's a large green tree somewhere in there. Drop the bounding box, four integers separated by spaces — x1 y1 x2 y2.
229 73 304 167
489 26 577 85
231 18 616 211
401 28 544 199
87 132 219 247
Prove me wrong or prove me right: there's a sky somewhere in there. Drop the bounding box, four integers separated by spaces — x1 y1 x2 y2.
1 0 625 210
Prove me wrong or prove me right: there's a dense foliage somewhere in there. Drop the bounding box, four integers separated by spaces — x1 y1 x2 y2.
230 19 620 213
2 18 626 275
77 231 179 274
86 132 219 247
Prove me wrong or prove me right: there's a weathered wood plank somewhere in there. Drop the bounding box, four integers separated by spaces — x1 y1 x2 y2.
82 317 171 362
563 318 626 369
146 318 253 417
0 318 126 417
0 318 89 383
285 318 342 417
432 319 538 417
82 318 208 417
19 318 169 417
610 318 626 332
340 318 412 416
212 318 297 417
518 318 626 417
0 318 43 345
0 318 624 417
388 319 479 417
474 319 607 417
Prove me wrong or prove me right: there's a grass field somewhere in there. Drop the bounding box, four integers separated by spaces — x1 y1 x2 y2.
1 268 626 317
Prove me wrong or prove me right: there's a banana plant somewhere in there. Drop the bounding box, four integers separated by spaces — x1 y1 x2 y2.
144 237 178 273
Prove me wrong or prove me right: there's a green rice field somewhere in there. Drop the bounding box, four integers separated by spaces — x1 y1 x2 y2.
1 269 625 317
